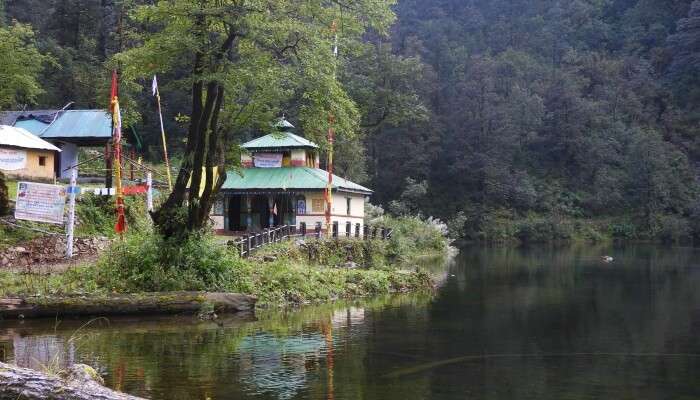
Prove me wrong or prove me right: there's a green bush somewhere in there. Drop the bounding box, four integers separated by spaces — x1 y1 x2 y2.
95 230 250 293
76 193 150 237
608 221 637 239
514 216 572 243
383 216 448 262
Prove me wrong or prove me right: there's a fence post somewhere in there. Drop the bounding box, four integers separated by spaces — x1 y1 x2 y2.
146 172 153 212
66 168 78 258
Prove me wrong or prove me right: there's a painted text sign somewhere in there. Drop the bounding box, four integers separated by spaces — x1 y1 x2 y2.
15 182 66 225
254 153 283 168
0 148 27 171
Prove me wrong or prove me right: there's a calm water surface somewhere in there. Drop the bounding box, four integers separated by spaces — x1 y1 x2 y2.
2 244 700 399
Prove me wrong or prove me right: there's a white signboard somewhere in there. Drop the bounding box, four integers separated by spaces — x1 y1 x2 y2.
0 148 27 171
254 153 283 168
15 182 67 225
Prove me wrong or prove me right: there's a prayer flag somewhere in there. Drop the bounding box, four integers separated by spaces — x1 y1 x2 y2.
152 75 158 97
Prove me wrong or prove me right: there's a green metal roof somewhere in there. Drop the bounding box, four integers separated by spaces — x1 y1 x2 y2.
222 167 372 194
3 110 111 142
242 131 318 150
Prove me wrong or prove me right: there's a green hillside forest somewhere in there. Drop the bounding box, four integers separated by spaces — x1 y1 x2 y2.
1 0 700 243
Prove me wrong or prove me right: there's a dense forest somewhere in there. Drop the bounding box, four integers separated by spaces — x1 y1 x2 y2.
1 0 699 242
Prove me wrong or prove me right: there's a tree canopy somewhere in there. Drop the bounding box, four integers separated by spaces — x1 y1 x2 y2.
2 0 700 241
0 22 51 109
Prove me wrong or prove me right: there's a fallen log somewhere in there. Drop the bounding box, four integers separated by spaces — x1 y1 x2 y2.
0 292 257 319
0 362 146 400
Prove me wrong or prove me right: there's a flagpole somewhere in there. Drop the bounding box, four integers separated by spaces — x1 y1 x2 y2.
325 20 339 238
154 76 173 191
111 70 127 237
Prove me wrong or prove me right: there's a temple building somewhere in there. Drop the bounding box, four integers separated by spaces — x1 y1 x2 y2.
213 119 372 234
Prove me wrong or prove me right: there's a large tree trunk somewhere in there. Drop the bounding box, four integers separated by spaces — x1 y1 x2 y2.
151 23 236 238
0 292 256 319
0 362 145 400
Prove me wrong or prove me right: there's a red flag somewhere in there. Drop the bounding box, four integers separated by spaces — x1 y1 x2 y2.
122 184 148 195
115 197 127 234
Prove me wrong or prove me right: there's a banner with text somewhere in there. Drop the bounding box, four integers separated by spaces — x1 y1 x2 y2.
254 153 283 168
15 182 67 225
0 148 27 171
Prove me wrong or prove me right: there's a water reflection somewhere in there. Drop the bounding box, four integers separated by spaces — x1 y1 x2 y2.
0 295 431 399
2 244 700 399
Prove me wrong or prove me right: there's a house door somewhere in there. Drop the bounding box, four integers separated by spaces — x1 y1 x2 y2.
228 195 243 231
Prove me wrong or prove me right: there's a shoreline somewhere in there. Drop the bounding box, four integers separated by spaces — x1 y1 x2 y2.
0 242 450 319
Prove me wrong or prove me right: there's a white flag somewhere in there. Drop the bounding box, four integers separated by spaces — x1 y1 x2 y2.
152 75 158 96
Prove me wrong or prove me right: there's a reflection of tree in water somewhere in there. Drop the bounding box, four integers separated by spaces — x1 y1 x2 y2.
0 292 434 400
235 332 326 399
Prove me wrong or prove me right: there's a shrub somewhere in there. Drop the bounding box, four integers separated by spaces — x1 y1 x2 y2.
95 230 250 293
608 222 637 239
383 215 448 262
446 211 467 240
76 193 150 237
514 216 572 243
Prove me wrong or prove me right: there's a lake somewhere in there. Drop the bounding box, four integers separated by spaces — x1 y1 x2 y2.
2 243 700 399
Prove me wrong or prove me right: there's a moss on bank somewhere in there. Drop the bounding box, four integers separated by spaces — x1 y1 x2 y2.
0 216 449 306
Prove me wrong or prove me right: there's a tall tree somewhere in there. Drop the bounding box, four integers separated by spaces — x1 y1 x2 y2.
0 23 51 109
116 0 395 238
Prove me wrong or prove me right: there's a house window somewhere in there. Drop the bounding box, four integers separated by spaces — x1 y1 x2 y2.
38 156 46 166
296 196 306 215
312 198 324 213
346 197 352 216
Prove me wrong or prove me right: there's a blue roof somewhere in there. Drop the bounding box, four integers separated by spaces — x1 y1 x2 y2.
14 119 48 134
0 110 112 142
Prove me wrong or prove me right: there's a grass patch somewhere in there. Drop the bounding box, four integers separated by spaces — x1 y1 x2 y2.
6 178 17 202
0 216 449 306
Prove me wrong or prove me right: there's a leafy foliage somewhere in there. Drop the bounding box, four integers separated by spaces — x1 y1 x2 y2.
3 0 700 243
0 22 51 108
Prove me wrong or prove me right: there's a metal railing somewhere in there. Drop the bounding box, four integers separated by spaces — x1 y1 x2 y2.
228 223 393 258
